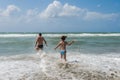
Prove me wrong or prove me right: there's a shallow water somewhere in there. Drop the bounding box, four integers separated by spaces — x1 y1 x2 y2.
0 52 120 80
0 32 120 56
0 32 120 80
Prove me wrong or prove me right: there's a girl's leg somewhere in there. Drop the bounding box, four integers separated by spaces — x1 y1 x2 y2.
61 54 63 59
64 52 67 61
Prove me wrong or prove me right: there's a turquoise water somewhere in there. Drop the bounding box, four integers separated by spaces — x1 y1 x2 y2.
0 32 120 56
0 32 120 80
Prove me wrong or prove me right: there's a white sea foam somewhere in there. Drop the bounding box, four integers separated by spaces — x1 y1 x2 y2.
44 33 120 37
0 34 36 37
0 33 120 38
69 33 120 37
0 53 120 80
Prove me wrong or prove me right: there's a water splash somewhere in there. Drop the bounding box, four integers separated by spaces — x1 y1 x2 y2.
0 53 120 80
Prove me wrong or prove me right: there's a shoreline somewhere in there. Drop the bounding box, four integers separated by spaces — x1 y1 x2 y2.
0 53 120 80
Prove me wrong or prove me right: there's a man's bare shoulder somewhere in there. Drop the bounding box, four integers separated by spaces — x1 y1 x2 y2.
38 36 43 39
42 37 45 39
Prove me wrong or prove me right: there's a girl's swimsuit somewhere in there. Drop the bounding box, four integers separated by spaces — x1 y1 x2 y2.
60 50 66 55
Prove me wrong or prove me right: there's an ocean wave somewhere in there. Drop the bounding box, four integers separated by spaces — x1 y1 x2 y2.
43 33 120 37
0 53 120 80
44 33 120 37
69 33 120 37
0 33 120 38
0 34 36 37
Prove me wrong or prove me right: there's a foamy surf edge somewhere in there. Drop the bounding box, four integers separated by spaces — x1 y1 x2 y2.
0 53 120 80
0 33 120 38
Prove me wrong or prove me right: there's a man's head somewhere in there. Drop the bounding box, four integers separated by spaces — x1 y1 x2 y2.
61 36 67 40
39 33 42 36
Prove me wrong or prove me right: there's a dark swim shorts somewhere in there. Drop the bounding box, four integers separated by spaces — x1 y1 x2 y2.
38 45 43 49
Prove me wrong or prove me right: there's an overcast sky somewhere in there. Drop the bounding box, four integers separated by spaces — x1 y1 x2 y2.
0 0 120 32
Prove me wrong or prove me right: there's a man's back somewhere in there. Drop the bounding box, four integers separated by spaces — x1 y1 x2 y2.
37 36 44 45
35 33 47 50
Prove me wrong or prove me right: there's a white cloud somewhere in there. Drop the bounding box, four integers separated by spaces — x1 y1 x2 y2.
0 1 119 22
0 5 20 17
40 1 62 18
39 1 86 18
39 1 118 21
84 11 119 20
16 8 42 23
26 8 39 17
59 3 86 17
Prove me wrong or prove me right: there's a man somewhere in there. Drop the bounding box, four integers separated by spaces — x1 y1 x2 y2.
35 33 47 51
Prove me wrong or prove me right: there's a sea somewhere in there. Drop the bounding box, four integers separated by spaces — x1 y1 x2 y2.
0 32 120 80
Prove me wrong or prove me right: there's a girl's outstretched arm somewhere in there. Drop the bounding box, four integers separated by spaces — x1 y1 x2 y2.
67 41 74 45
55 42 61 50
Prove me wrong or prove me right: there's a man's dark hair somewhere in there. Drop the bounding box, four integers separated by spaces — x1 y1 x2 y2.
39 33 42 36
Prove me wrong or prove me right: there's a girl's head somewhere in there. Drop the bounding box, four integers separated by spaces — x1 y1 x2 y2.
61 36 67 40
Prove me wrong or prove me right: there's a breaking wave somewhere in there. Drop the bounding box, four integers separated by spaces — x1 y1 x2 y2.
0 33 120 38
0 52 120 80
